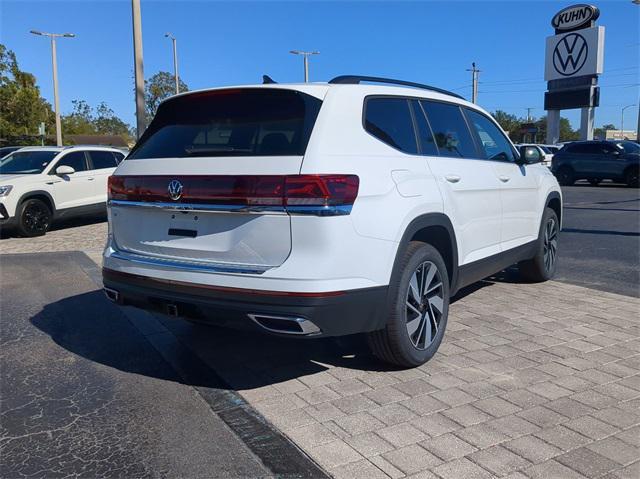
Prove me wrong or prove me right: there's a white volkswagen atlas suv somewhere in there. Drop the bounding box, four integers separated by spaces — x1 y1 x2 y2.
0 146 125 236
102 76 562 367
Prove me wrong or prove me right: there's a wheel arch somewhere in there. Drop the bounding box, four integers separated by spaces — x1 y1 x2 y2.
393 213 459 295
17 190 56 215
545 191 562 228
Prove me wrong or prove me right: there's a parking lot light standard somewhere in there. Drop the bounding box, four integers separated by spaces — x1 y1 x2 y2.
29 30 75 147
621 104 636 140
289 50 320 83
164 32 179 94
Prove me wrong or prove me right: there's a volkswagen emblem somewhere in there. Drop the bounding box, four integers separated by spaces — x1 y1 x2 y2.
168 179 183 201
553 33 588 77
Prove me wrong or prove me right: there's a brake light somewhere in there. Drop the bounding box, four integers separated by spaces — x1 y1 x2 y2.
285 175 359 206
108 175 359 215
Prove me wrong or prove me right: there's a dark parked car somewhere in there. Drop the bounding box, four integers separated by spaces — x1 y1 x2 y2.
551 140 639 187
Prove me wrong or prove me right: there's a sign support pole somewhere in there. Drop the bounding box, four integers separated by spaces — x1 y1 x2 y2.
580 107 594 140
547 110 560 145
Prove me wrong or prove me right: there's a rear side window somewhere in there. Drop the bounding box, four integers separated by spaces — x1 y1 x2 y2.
569 143 602 154
421 101 477 158
128 89 322 159
411 100 439 156
364 97 418 154
54 151 88 173
88 151 119 169
464 108 517 162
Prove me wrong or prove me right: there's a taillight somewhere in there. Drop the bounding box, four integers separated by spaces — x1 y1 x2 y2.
285 175 359 206
108 174 359 216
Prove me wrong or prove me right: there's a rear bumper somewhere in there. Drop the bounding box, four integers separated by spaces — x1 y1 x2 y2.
102 268 388 337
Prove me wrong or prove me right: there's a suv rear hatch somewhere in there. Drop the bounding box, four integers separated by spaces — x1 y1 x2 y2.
109 87 324 273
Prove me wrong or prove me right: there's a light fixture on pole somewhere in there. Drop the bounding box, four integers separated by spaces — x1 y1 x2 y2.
30 30 75 147
289 50 320 83
621 104 636 140
164 32 179 94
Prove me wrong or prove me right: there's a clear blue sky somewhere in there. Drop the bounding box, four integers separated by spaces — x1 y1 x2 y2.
2 0 639 131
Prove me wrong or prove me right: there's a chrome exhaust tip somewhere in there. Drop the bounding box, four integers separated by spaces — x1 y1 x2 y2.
104 287 120 303
248 313 321 335
166 303 179 317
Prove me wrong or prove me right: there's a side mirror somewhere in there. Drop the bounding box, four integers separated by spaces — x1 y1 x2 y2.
518 146 543 165
56 165 75 175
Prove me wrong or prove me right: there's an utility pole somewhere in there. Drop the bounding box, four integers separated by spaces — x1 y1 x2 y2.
132 0 146 138
165 33 179 94
621 104 636 140
289 50 320 82
466 62 481 104
30 30 75 146
526 108 534 122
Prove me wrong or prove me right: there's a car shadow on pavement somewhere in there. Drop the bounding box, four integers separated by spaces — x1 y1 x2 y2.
30 275 502 392
0 214 106 239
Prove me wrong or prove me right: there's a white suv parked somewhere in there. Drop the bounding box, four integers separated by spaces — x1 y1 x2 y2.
0 146 125 236
102 77 562 367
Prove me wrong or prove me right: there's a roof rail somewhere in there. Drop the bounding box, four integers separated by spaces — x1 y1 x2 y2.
328 75 464 100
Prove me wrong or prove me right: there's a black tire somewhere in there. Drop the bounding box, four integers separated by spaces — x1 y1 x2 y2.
588 178 601 186
518 207 559 282
625 168 639 188
16 198 52 237
556 167 574 186
368 242 450 368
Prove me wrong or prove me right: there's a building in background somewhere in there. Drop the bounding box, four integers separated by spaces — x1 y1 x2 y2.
605 130 638 141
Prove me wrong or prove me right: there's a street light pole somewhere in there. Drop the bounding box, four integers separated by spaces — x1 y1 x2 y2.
30 30 75 146
289 50 320 82
165 33 179 94
132 0 146 139
621 104 636 140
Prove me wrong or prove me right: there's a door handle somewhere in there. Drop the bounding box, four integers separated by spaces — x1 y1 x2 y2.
499 176 510 183
87 177 95 181
445 175 461 183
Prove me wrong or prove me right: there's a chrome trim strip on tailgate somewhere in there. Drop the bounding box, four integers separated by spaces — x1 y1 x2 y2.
108 200 353 216
108 199 286 215
110 248 271 275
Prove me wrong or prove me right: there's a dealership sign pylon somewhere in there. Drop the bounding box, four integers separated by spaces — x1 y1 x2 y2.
545 4 605 143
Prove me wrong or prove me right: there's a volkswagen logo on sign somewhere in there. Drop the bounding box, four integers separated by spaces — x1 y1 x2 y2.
553 33 588 76
167 179 183 201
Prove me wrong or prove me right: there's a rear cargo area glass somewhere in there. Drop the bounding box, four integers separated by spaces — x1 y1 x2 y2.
128 88 322 159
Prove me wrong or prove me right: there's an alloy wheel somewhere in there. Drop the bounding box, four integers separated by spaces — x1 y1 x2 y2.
405 261 444 350
543 217 558 272
23 203 50 234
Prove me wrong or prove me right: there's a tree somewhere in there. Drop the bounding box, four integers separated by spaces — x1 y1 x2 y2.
0 43 54 142
94 102 132 137
61 100 133 141
61 100 95 135
144 71 189 122
559 117 580 141
492 110 525 141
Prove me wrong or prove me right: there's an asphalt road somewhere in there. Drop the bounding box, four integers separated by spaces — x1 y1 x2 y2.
0 252 324 478
555 182 639 297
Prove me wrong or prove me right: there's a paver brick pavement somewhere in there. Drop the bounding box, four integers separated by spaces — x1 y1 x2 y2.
5 222 638 478
160 276 639 478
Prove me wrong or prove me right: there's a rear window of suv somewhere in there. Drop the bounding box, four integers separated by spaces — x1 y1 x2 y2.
127 88 322 159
